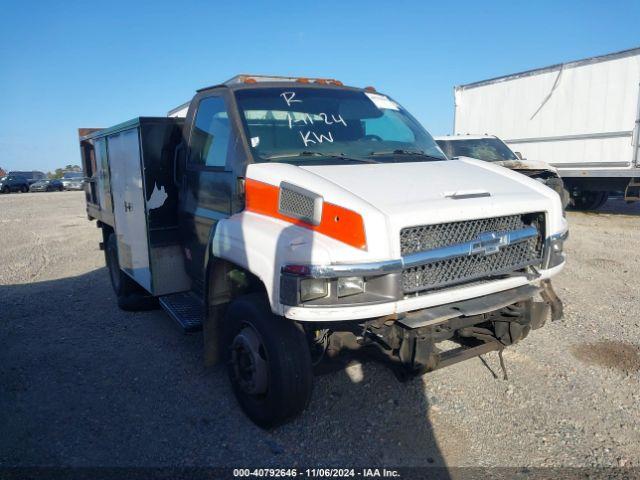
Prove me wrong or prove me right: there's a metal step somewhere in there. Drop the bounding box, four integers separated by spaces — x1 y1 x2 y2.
159 292 203 333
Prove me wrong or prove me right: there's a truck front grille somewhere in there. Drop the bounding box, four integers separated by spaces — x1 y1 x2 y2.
401 214 544 294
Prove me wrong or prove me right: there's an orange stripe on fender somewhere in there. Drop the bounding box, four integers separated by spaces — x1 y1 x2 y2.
245 178 367 250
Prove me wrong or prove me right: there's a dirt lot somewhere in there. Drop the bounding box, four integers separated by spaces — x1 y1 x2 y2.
1 191 639 469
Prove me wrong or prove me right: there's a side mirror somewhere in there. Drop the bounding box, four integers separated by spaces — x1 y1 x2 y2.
514 151 523 160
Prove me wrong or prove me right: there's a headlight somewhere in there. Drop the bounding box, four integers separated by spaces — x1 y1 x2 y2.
337 277 365 297
280 265 401 307
300 278 328 302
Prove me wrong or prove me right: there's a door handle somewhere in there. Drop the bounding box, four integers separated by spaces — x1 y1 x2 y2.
124 201 133 212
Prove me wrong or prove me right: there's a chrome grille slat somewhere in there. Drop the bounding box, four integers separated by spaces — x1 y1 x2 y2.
400 214 544 294
400 215 527 255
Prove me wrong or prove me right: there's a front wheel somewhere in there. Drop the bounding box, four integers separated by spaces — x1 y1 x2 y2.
226 293 313 428
2 186 9 194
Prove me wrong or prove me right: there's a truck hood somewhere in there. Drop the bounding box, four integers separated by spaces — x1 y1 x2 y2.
245 158 564 259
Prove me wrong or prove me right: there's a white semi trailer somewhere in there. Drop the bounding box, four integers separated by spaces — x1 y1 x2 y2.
453 47 640 210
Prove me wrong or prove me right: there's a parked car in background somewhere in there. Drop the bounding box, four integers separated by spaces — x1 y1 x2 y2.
29 179 64 192
8 170 46 185
62 177 85 190
62 171 84 179
0 175 30 193
435 134 570 208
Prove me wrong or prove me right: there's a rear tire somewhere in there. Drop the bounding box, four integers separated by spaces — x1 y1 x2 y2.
105 233 157 311
225 293 313 428
570 190 609 211
20 185 28 193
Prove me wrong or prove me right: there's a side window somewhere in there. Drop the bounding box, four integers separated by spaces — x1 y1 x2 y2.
189 96 231 168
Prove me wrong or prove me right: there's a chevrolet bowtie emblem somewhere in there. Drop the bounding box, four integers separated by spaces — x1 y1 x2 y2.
470 231 509 256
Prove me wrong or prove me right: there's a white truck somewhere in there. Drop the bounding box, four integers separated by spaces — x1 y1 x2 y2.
453 47 640 210
79 75 567 427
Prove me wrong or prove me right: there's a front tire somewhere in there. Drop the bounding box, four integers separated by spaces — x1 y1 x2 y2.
226 293 313 428
105 233 157 311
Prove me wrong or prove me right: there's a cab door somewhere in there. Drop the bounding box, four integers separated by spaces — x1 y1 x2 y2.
178 93 235 294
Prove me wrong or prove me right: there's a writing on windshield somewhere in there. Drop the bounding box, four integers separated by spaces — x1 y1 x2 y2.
280 91 348 147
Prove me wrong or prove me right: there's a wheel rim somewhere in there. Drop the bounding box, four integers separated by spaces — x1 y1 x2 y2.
230 324 269 396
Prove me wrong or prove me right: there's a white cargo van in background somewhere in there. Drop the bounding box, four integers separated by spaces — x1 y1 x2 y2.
453 47 640 210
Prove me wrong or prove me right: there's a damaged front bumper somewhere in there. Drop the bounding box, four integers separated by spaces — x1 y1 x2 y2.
316 282 563 376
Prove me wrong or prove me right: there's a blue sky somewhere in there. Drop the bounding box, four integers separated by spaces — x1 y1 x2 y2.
0 0 638 173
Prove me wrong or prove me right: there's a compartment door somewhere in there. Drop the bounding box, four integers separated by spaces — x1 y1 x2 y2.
94 137 113 215
108 128 152 291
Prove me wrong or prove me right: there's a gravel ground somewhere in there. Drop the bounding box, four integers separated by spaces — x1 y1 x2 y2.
1 191 639 470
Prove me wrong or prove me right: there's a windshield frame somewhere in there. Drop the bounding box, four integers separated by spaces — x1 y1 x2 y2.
231 85 448 165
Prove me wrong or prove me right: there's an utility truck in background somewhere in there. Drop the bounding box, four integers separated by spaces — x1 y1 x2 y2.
79 75 567 427
453 47 640 210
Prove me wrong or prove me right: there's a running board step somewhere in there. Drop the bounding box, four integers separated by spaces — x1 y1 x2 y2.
159 292 203 333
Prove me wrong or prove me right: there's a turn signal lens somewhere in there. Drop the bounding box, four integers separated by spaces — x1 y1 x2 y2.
337 277 365 297
282 264 312 276
300 278 328 302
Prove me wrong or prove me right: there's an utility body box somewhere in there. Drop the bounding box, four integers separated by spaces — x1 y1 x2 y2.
79 117 190 295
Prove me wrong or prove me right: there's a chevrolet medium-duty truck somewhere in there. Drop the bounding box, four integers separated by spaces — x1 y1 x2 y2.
79 75 567 427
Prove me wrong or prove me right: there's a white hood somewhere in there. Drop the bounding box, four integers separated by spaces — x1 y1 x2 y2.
245 158 564 259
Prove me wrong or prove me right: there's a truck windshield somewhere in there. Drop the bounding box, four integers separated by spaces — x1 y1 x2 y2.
436 138 517 162
234 87 447 163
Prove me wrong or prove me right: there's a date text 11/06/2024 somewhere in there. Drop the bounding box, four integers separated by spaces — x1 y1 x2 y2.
232 468 401 478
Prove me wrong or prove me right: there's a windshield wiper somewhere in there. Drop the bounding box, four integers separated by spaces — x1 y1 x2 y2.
263 151 325 160
369 149 444 161
263 151 379 163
